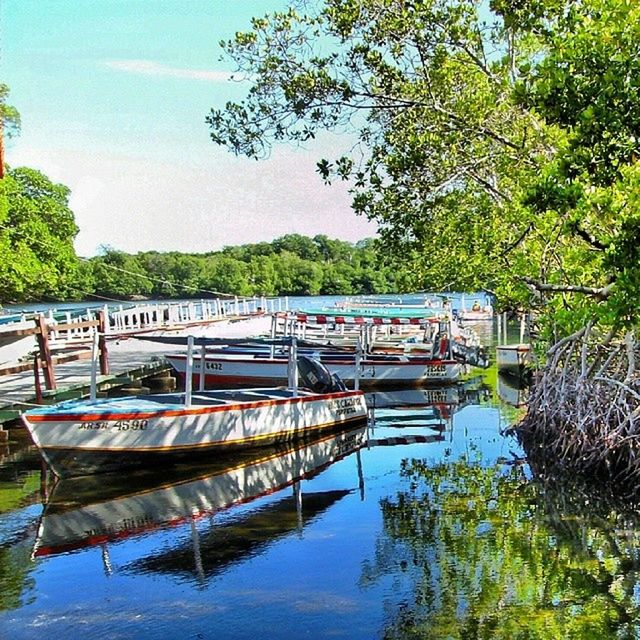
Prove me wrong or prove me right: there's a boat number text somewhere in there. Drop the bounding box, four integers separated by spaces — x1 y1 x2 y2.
204 362 223 371
330 397 359 416
78 419 148 431
425 365 447 377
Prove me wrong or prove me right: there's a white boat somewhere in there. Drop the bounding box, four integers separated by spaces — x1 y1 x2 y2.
457 301 494 322
21 338 368 478
280 311 487 368
496 343 532 378
166 350 462 388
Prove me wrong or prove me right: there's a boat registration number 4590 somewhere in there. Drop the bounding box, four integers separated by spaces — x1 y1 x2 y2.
424 365 447 377
78 419 148 431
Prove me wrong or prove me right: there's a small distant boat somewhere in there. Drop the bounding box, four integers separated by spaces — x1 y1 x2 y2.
496 343 532 378
21 338 368 478
457 298 494 323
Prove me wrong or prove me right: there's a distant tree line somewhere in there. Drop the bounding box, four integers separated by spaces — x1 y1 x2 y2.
0 162 408 304
79 234 407 301
1 83 408 305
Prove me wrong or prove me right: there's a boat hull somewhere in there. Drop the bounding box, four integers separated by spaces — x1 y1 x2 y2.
166 353 461 388
33 427 368 557
21 388 368 478
496 344 532 377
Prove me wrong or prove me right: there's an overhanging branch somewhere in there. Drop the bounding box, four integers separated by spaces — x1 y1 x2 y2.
520 277 614 300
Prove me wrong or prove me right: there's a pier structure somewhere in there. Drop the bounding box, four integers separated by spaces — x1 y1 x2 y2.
0 297 287 431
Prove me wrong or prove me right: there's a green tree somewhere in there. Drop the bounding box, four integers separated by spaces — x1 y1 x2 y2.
0 84 20 139
248 254 279 296
274 250 323 295
321 262 355 294
0 167 80 302
201 255 252 296
208 0 640 327
207 0 547 306
89 248 152 299
272 233 321 261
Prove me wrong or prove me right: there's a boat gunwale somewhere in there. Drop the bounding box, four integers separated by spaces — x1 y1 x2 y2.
23 389 366 422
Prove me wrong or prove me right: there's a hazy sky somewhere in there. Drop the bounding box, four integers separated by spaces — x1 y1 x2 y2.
2 0 378 257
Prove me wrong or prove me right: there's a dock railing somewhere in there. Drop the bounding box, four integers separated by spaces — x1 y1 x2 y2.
0 296 291 394
103 295 289 336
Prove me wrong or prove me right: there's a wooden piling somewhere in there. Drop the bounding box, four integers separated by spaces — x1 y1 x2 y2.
35 314 56 390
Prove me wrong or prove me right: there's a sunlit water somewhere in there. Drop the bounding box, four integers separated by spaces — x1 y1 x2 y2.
1 299 639 638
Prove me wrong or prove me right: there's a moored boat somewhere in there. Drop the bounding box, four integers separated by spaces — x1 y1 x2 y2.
32 426 368 558
21 338 368 478
166 350 462 388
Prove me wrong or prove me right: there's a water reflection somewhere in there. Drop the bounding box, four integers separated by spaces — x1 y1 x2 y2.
497 371 530 408
367 454 640 638
34 427 368 562
3 378 640 638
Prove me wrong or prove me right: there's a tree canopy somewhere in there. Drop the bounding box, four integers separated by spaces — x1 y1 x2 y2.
83 234 400 301
208 0 640 338
0 167 81 302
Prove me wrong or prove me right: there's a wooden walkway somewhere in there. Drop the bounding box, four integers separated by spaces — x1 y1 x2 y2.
0 314 275 425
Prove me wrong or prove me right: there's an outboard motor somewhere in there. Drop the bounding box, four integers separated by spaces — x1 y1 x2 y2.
298 355 346 393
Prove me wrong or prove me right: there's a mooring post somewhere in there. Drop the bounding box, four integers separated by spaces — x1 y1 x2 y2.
270 314 277 359
35 314 56 390
199 343 206 392
98 310 110 375
355 339 362 391
89 330 99 401
288 337 299 396
185 336 194 407
33 355 43 404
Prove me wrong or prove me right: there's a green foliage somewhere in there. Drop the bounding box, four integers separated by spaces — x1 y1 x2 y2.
0 167 80 302
0 83 21 141
89 248 153 300
81 234 397 300
207 0 640 340
368 454 640 638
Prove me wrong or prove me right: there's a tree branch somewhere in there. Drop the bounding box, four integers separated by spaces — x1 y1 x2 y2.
520 277 615 300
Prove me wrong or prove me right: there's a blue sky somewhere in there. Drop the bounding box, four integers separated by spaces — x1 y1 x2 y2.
2 0 377 256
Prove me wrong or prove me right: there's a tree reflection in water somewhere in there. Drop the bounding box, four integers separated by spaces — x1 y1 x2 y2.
366 451 640 639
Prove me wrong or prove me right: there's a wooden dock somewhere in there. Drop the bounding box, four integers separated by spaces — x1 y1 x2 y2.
0 310 277 427
0 337 181 425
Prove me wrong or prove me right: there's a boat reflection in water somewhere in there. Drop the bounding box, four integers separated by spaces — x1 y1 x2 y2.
33 426 370 562
32 383 477 584
497 372 530 408
367 378 490 437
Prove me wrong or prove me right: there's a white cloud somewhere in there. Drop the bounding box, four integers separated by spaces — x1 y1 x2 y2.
105 59 238 83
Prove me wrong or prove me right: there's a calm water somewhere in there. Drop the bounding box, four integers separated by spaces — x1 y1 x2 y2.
1 372 639 639
1 298 639 638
